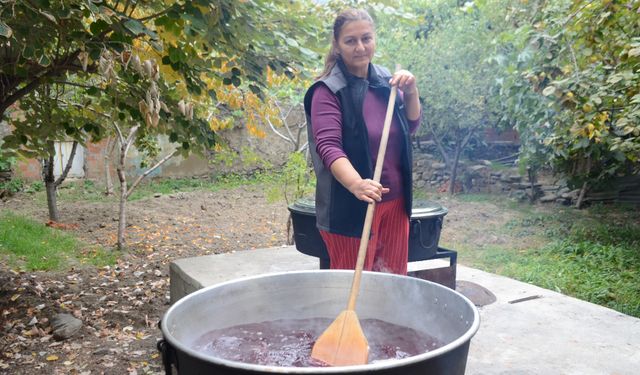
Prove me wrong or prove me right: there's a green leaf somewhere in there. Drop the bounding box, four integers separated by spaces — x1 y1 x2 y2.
542 86 555 96
628 47 640 57
39 11 57 24
85 1 100 15
89 20 110 35
248 84 261 96
124 19 146 36
38 55 51 67
607 75 622 84
0 20 12 38
285 38 299 48
86 86 100 96
208 90 217 102
298 47 317 58
22 45 36 59
169 47 181 63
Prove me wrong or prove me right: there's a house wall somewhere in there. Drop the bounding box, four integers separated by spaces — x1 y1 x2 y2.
7 134 211 183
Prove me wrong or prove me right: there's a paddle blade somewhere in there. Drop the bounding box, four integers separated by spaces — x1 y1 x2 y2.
311 310 369 366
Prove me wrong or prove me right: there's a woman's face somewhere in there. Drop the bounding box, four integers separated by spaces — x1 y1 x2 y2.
335 20 375 78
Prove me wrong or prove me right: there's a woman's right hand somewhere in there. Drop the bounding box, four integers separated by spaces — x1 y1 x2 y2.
349 178 390 203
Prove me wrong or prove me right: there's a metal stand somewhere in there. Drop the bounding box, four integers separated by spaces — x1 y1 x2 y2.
317 247 457 290
407 247 457 290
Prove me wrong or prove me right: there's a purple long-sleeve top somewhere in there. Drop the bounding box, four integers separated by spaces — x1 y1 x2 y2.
311 84 421 201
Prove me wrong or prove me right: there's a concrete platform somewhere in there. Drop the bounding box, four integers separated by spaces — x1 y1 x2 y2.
169 246 640 375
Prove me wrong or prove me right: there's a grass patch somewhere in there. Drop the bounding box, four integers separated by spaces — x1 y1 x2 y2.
31 173 283 203
128 172 280 201
459 203 640 318
0 211 117 271
127 177 213 200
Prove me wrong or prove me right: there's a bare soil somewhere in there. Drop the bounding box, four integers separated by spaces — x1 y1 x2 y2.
0 185 537 374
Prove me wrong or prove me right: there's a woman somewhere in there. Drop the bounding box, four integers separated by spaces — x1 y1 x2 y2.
303 8 422 275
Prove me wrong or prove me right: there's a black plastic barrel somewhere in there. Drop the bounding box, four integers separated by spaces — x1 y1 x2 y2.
288 198 448 265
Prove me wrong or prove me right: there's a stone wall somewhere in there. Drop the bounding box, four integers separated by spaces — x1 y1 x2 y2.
412 151 578 205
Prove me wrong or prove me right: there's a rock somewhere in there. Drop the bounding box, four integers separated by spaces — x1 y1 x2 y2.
511 190 527 201
154 193 162 198
93 348 110 355
415 159 428 168
541 185 559 192
567 189 580 199
468 165 488 173
432 162 446 170
51 313 82 341
539 194 557 203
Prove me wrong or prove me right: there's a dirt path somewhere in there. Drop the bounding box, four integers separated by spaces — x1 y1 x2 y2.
0 186 532 374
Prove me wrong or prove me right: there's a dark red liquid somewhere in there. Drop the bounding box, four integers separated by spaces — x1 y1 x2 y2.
191 318 443 367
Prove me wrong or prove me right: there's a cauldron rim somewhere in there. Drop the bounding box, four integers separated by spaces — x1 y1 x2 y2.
161 270 480 373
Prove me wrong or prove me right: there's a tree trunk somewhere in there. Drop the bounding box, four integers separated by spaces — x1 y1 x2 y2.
116 136 129 250
576 181 588 209
449 141 462 195
104 136 115 196
527 167 537 203
43 153 59 222
42 141 79 222
113 123 175 250
118 173 127 250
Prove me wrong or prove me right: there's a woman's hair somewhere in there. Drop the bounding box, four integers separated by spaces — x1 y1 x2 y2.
317 8 374 79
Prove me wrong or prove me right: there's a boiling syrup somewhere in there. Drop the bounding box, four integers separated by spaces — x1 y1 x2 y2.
191 318 443 367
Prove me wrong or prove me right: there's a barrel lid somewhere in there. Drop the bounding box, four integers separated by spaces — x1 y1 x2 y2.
288 197 316 214
411 199 448 218
290 197 447 218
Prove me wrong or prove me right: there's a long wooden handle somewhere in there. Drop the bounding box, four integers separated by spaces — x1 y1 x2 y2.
347 68 399 311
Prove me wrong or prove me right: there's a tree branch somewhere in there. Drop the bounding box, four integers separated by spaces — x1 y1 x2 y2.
0 50 88 117
266 117 294 144
54 141 79 187
113 122 125 146
126 149 178 198
52 81 98 90
123 125 140 159
137 5 178 22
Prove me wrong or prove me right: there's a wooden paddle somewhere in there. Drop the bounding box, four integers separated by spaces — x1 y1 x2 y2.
311 68 400 367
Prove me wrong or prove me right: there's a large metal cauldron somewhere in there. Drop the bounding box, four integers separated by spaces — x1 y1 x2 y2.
160 270 479 375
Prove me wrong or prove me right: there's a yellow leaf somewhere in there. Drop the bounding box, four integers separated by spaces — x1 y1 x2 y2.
10 294 20 302
46 355 59 361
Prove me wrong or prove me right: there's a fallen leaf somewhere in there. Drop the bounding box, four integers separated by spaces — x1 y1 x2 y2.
46 354 59 361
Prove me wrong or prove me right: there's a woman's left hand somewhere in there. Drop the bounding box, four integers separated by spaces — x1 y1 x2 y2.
389 69 418 96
